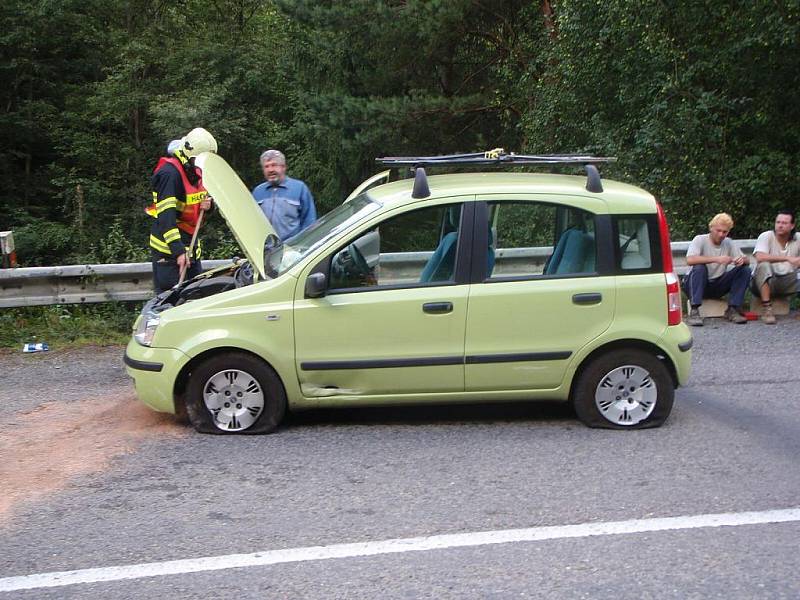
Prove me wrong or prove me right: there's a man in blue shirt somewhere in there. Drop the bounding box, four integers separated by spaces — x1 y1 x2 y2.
252 150 317 240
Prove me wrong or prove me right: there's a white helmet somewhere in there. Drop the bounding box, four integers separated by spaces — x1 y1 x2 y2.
180 127 218 157
166 139 182 155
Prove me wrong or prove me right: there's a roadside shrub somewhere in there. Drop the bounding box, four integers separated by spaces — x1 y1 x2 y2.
87 217 149 264
0 302 141 348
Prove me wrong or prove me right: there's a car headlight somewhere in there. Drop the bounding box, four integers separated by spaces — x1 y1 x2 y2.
134 313 160 346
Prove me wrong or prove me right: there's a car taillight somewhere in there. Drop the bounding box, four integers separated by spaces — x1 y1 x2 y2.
656 201 674 273
665 272 682 325
656 201 682 325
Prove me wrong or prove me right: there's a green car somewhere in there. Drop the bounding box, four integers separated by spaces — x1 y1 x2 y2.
124 151 692 434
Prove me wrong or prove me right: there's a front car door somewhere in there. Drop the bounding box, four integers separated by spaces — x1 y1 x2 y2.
464 195 616 391
294 201 474 399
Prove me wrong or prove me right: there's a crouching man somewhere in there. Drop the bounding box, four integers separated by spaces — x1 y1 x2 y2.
683 212 750 326
750 209 800 324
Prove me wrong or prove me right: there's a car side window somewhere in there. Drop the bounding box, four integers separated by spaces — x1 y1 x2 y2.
487 201 596 279
617 217 653 270
327 203 463 292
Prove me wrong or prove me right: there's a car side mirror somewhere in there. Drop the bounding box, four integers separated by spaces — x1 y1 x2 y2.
305 272 327 298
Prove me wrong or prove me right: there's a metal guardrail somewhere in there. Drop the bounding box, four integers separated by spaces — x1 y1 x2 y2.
0 260 229 308
0 242 757 308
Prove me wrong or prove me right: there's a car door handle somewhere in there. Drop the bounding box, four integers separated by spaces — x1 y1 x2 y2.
423 302 453 314
572 293 602 305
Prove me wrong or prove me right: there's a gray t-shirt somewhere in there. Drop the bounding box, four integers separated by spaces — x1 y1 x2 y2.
686 234 744 280
753 231 800 276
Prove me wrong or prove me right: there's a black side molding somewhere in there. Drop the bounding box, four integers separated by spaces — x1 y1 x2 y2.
302 351 574 371
124 351 164 372
466 351 572 364
678 337 693 352
301 356 463 371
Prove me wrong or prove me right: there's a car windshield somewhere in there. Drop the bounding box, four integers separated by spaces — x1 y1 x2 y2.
265 193 381 277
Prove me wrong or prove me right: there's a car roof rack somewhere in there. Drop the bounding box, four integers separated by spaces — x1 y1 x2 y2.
376 148 617 196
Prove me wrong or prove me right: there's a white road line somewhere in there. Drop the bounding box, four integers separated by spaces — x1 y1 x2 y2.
2 507 799 593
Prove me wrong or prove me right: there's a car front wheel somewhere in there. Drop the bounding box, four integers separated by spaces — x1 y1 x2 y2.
572 349 674 429
186 352 286 434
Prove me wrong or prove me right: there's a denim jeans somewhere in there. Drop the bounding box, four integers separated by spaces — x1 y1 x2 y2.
682 264 750 308
152 257 202 294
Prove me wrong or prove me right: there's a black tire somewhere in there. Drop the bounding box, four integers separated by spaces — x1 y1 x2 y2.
186 352 286 434
572 349 674 429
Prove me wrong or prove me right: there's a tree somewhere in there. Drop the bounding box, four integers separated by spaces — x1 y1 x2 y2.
1 0 798 265
523 0 800 238
276 0 542 207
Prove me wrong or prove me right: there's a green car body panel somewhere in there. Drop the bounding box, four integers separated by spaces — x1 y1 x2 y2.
124 155 692 429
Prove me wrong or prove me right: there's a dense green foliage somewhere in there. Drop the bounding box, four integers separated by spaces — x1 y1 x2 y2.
1 0 798 266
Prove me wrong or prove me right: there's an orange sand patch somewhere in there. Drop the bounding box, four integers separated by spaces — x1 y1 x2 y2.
0 394 186 523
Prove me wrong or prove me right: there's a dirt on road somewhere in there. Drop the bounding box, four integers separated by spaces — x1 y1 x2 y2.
0 346 187 523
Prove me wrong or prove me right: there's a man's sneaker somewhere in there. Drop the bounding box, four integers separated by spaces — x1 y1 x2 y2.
725 307 747 324
687 307 703 327
761 304 777 325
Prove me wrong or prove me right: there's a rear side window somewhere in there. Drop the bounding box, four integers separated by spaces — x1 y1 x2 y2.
487 201 596 279
615 216 656 271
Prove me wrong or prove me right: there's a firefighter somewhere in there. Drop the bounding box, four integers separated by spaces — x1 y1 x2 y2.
147 127 217 293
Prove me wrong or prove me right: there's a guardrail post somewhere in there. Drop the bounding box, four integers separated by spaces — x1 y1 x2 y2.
0 231 17 269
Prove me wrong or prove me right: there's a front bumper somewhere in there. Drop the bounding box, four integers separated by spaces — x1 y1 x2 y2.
124 339 191 413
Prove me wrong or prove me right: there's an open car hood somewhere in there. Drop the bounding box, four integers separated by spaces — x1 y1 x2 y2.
194 152 276 280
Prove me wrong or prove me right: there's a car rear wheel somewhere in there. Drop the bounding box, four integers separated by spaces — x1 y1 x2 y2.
572 349 674 429
186 352 286 434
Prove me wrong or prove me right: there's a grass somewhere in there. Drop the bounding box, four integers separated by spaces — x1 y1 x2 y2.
0 302 142 349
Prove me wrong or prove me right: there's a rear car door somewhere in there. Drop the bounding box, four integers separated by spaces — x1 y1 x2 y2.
464 196 616 391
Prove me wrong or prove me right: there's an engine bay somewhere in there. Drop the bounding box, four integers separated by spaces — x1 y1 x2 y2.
146 258 254 313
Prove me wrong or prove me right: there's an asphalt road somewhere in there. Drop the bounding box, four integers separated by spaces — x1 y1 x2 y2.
1 317 799 599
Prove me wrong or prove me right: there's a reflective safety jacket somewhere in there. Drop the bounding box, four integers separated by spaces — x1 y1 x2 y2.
146 157 208 258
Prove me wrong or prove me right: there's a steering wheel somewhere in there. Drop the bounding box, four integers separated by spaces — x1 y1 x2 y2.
346 243 370 278
331 242 371 288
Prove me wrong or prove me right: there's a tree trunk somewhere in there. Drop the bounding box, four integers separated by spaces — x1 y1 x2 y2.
541 0 558 39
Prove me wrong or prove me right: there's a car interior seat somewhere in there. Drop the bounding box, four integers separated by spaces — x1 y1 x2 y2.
419 232 458 282
544 227 573 274
419 206 461 283
582 232 596 272
545 227 594 275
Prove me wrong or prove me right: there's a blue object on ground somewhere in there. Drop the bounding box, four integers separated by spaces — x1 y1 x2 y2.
22 342 49 353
